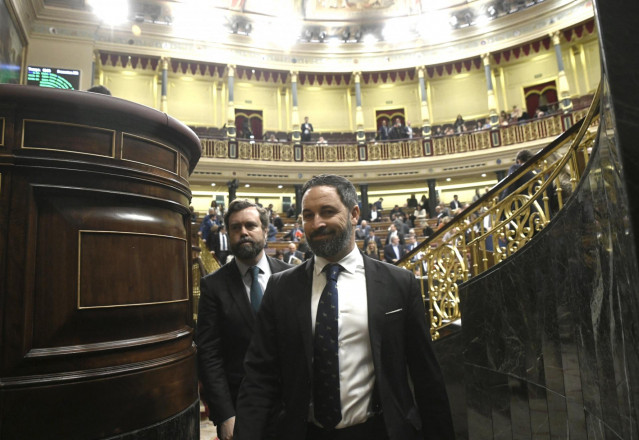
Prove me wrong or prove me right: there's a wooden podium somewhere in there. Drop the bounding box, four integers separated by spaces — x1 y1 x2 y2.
0 84 202 439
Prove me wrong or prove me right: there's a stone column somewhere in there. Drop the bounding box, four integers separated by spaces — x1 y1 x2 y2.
161 57 168 113
551 31 573 112
291 71 301 143
360 184 369 220
354 72 366 144
226 65 237 138
417 66 431 137
427 179 438 218
482 54 499 126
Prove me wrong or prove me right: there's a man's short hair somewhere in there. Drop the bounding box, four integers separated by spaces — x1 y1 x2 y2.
87 85 111 95
301 174 358 210
224 199 269 229
516 149 533 164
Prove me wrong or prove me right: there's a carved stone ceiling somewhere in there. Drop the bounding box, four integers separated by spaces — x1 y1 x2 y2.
27 0 594 71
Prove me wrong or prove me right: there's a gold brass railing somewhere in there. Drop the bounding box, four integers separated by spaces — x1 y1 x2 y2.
199 106 592 162
398 83 601 340
192 238 221 322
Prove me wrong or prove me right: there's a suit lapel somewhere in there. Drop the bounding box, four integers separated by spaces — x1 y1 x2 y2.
227 261 255 328
363 255 386 368
296 259 315 378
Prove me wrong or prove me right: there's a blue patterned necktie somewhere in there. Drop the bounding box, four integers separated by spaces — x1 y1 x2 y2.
313 263 342 429
249 266 263 312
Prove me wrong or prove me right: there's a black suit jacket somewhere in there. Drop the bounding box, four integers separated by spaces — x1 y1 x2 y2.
234 254 454 440
301 122 313 141
383 243 402 263
196 256 291 424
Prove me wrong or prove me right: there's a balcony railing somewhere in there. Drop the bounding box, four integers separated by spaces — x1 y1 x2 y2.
198 106 592 163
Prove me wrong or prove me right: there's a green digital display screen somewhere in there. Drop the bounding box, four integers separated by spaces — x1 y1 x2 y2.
27 66 81 90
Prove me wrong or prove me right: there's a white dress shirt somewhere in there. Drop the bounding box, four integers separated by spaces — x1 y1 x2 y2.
235 253 272 301
310 247 374 428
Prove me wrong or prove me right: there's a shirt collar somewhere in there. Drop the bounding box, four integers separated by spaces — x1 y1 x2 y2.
235 252 269 277
313 245 362 277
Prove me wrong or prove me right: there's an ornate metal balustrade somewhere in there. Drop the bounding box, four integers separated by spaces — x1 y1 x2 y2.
397 84 601 340
198 106 593 162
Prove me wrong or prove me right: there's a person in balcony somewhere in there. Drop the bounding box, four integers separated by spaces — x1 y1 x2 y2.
316 136 328 145
453 114 465 133
510 105 523 122
378 119 390 141
301 116 313 142
499 110 509 126
389 117 405 140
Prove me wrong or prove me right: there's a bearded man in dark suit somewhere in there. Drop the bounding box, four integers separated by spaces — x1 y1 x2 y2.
197 199 291 440
234 174 453 440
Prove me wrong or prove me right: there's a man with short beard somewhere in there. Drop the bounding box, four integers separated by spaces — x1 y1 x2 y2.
197 199 290 440
234 175 454 440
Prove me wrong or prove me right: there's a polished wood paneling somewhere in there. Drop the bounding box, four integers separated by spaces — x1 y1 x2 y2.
79 231 188 308
0 84 201 439
122 133 178 174
22 119 115 157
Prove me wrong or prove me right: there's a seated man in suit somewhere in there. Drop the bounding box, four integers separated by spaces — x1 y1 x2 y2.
234 174 454 440
283 222 303 242
197 199 290 440
363 228 383 252
283 242 304 265
355 219 371 240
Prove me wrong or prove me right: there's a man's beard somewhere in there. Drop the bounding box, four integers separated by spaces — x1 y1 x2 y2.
231 237 265 260
307 221 352 259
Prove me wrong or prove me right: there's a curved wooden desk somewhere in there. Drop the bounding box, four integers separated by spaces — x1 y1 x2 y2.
0 84 201 439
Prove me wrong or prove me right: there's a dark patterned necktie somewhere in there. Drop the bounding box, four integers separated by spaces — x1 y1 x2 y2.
249 266 262 312
313 263 342 429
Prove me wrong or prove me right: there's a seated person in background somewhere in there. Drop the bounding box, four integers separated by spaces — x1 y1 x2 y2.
273 249 284 261
316 136 328 145
364 228 383 252
385 223 405 245
283 242 304 265
499 110 509 126
267 133 278 142
272 214 284 232
286 204 296 218
365 241 381 260
282 222 303 242
534 108 545 118
266 223 277 242
444 126 455 135
355 220 371 240
421 220 435 238
369 204 381 222
407 194 418 208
